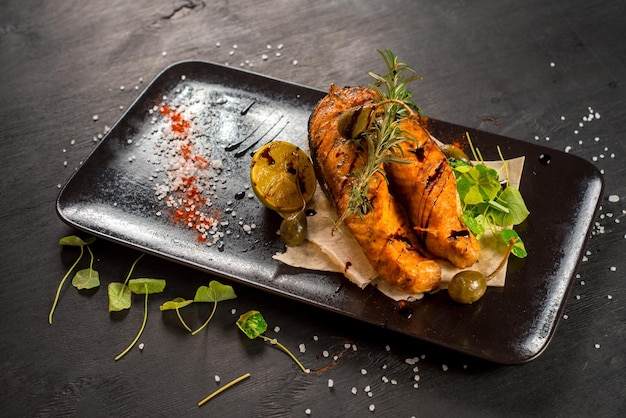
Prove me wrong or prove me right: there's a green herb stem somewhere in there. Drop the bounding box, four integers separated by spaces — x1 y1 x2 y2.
115 284 149 361
191 301 218 335
259 335 309 373
119 253 144 296
49 245 85 325
198 373 251 407
175 307 193 333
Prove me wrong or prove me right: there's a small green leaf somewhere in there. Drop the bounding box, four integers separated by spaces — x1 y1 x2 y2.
194 281 237 303
159 297 193 311
59 235 96 247
108 282 132 312
236 310 268 339
501 229 527 258
489 187 530 226
128 278 166 294
72 268 100 290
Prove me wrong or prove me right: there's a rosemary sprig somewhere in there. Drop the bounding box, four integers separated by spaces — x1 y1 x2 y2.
334 49 422 228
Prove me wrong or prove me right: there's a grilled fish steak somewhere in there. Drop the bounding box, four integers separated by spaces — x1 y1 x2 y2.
384 117 480 268
308 85 441 294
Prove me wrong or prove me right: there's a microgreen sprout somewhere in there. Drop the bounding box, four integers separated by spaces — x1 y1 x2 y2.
108 253 144 312
236 310 309 373
49 235 98 325
160 281 237 335
114 278 166 361
197 373 251 407
449 133 529 257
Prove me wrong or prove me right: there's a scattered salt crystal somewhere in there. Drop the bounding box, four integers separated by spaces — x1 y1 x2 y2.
138 343 144 350
382 376 389 383
607 295 613 300
120 85 125 91
305 408 311 415
369 404 375 412
215 42 221 47
594 344 600 349
385 345 391 351
299 343 306 353
70 139 76 145
231 308 236 315
550 62 555 67
360 368 367 375
610 266 617 271
262 54 269 60
322 350 329 358
327 379 334 388
414 375 420 382
608 195 620 203
364 385 371 392
92 115 99 121
563 314 569 319
274 326 280 333
344 343 351 349
292 60 299 65
214 375 220 383
351 387 357 395
162 51 167 56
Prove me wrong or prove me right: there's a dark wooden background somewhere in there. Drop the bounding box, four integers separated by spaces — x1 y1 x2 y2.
1 0 624 416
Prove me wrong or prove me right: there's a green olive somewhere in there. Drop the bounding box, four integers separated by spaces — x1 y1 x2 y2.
448 270 487 304
279 210 307 246
337 105 375 139
440 143 471 163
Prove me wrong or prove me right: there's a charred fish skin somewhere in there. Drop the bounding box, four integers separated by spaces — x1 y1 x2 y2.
308 85 441 294
384 117 480 269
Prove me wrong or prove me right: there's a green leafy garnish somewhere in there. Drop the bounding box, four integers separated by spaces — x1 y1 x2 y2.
236 310 309 373
49 235 98 325
160 281 237 335
450 134 529 256
114 278 166 361
107 253 144 313
336 49 422 228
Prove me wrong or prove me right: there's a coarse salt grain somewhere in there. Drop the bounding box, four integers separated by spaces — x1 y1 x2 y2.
327 379 334 388
369 404 375 412
138 343 144 350
360 368 367 375
351 387 357 395
305 408 311 415
214 375 220 383
608 195 620 202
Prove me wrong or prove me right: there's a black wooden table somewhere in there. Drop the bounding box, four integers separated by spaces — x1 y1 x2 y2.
1 1 624 416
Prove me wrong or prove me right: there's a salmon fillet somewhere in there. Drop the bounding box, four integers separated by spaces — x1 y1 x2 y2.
308 85 441 294
384 117 480 268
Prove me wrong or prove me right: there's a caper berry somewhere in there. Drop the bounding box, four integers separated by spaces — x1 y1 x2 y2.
448 270 487 304
279 210 308 246
337 105 375 139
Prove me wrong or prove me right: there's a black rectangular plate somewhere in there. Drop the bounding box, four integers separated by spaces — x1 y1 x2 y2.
56 61 604 364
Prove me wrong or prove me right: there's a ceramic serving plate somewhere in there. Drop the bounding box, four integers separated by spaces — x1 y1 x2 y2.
57 61 604 364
